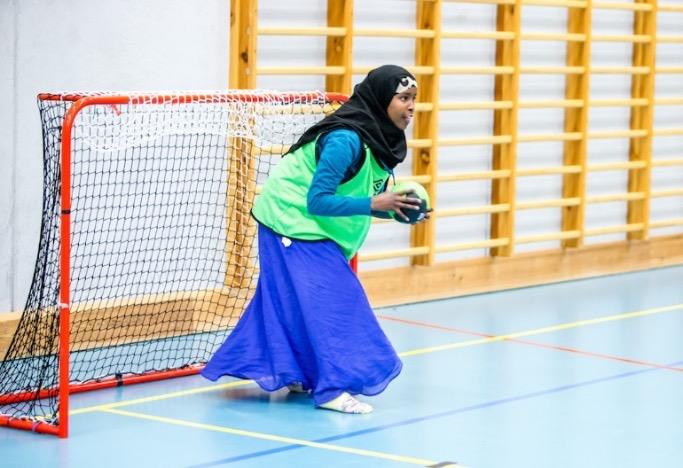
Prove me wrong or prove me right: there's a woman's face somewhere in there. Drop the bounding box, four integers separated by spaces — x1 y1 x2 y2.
387 88 417 130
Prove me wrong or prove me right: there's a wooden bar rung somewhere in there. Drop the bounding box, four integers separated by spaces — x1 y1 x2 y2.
521 32 586 42
257 66 346 75
359 246 431 262
588 161 647 171
438 169 511 181
516 197 581 209
437 204 510 217
515 230 582 244
658 4 683 13
586 192 646 203
592 2 652 11
591 66 650 74
657 35 683 43
439 135 513 146
433 238 510 253
442 31 515 40
650 218 683 229
651 158 683 167
523 0 588 7
652 128 683 136
446 0 515 5
415 102 434 112
441 66 515 75
355 28 436 38
519 99 583 108
584 223 645 236
520 66 586 74
656 67 683 74
410 66 438 77
517 165 582 176
651 188 683 198
588 129 648 139
591 34 651 43
258 26 346 36
408 138 433 148
517 132 583 142
590 98 649 107
440 100 513 110
654 97 683 105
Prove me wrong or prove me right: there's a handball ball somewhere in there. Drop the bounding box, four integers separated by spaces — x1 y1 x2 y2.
390 181 431 225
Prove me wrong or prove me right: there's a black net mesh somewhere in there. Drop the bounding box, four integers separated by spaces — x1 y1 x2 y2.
0 91 340 430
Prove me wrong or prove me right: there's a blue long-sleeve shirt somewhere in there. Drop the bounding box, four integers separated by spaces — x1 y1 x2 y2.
306 129 391 218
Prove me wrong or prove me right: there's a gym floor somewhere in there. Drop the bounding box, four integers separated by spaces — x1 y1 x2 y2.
2 265 682 468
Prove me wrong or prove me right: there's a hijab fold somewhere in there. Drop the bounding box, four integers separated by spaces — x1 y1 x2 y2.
287 65 416 170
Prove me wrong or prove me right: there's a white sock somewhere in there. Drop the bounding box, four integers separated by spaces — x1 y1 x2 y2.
318 392 373 414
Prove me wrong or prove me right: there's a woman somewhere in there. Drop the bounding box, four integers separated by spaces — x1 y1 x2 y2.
202 64 423 414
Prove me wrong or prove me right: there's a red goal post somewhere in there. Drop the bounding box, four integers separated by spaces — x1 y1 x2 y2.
0 90 349 438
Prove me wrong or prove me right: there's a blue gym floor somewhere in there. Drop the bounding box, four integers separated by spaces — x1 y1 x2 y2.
2 265 683 468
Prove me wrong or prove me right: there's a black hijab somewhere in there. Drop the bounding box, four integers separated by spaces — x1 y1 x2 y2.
287 64 417 170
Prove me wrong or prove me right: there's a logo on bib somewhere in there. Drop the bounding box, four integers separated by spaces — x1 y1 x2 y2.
373 179 386 195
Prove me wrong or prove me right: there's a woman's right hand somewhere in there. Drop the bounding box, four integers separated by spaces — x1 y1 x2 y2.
370 190 422 222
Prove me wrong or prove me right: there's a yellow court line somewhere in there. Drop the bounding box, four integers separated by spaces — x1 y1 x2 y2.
399 303 683 358
100 407 465 467
70 379 253 415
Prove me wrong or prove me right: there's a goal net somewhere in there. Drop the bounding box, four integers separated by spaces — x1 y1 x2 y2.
0 90 346 437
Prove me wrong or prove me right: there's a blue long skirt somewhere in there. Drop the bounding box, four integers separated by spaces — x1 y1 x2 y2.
201 223 402 405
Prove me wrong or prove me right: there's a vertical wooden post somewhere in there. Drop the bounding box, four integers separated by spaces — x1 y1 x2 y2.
627 0 657 240
226 0 258 294
229 0 257 89
326 0 353 94
411 0 442 266
561 1 592 248
490 0 521 256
